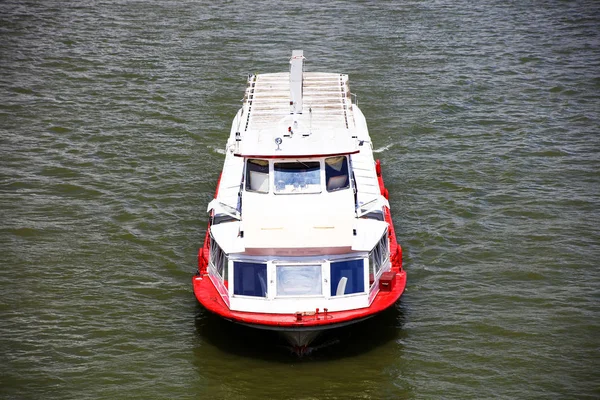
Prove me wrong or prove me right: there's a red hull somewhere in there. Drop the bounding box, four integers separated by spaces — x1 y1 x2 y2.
193 159 405 331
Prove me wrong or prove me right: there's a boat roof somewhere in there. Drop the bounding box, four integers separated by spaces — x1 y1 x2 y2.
234 70 359 158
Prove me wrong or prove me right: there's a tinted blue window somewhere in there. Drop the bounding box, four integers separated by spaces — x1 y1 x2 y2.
330 259 364 296
233 262 267 297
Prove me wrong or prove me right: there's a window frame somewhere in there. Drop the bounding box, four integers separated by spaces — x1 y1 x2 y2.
325 156 350 192
209 235 228 281
330 258 366 297
273 160 322 195
232 261 268 298
274 263 323 297
369 230 390 290
245 158 270 194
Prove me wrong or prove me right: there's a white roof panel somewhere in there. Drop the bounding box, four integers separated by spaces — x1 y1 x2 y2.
235 72 359 158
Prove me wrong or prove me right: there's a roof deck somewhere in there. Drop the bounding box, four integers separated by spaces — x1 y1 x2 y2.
234 68 360 158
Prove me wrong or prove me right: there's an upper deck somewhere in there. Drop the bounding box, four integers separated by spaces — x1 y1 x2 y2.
234 70 360 158
211 52 388 255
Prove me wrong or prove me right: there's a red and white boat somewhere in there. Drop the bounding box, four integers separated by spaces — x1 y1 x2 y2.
193 51 406 353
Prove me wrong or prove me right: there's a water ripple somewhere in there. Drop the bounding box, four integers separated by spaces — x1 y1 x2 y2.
1 0 599 399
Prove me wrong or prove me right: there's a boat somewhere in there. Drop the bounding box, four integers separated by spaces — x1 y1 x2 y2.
193 50 406 354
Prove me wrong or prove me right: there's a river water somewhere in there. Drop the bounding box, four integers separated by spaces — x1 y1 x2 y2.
1 1 599 399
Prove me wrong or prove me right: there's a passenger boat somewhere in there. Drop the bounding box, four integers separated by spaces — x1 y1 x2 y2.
193 50 406 353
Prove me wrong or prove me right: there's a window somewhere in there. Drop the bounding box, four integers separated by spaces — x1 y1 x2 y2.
369 232 390 289
209 236 227 280
330 259 365 296
246 159 269 193
276 265 322 296
274 161 321 194
325 156 349 192
233 262 267 297
363 211 384 221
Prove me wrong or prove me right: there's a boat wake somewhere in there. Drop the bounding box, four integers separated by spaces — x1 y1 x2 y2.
373 143 395 153
210 145 227 155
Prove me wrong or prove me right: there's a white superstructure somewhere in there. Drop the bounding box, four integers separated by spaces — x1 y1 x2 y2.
204 50 392 316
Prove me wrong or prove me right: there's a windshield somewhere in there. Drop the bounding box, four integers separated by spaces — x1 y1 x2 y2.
274 161 321 194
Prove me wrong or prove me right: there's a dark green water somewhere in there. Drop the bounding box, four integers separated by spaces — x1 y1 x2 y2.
1 1 599 399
